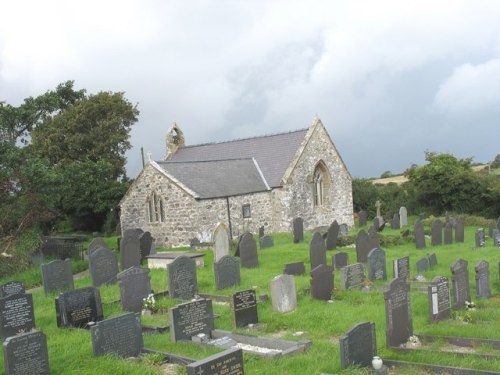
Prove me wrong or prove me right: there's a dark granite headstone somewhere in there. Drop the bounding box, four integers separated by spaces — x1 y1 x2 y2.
339 321 376 369
413 220 426 249
310 264 333 300
139 231 153 262
444 222 453 245
490 222 496 238
340 263 365 290
231 289 258 328
431 219 442 246
455 219 464 243
239 233 258 268
428 276 451 322
401 229 410 237
475 228 485 247
475 260 491 299
0 281 25 298
368 228 380 248
40 258 74 295
355 230 372 263
326 220 339 250
399 206 408 226
117 266 151 313
169 298 214 342
214 255 240 290
358 210 367 226
384 277 413 348
391 214 400 230
91 312 143 358
3 330 49 375
494 229 500 247
283 261 305 276
259 226 265 238
88 237 108 256
259 235 274 249
89 246 119 287
373 217 380 231
451 259 471 310
292 217 304 243
309 232 326 270
0 293 35 339
367 247 387 281
55 286 103 329
186 347 244 375
416 258 429 272
120 229 141 270
270 274 297 313
333 252 349 270
392 256 410 280
428 253 438 268
167 255 198 300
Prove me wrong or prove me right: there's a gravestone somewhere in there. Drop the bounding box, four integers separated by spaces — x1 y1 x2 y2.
0 293 35 339
0 281 25 298
310 264 333 300
186 348 244 375
475 228 485 247
455 219 464 243
239 233 258 268
494 229 500 247
167 255 198 300
340 263 365 290
393 256 410 280
3 330 49 375
292 217 304 243
88 237 109 256
309 232 326 270
339 223 349 236
139 231 153 262
413 220 426 249
258 225 264 238
259 235 274 249
326 220 339 250
55 286 103 329
428 253 438 268
373 217 380 231
399 206 408 227
213 223 230 262
416 257 429 272
333 252 349 270
41 258 74 295
488 222 494 239
231 289 258 328
117 266 151 313
169 298 214 342
355 230 372 263
450 259 471 310
428 276 451 322
391 213 400 230
91 312 143 358
444 222 453 245
120 229 141 270
234 232 249 257
367 247 387 281
89 246 119 287
214 255 240 290
475 260 491 299
283 261 305 276
358 210 367 226
384 277 413 348
270 274 297 313
368 228 380 248
431 219 442 246
339 321 376 369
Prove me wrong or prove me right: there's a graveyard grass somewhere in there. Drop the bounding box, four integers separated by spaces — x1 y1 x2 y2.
1 223 500 374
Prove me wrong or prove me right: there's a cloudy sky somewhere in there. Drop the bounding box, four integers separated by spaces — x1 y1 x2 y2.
1 0 500 178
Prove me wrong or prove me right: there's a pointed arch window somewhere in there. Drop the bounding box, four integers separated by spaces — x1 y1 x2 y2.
147 192 164 222
312 161 330 207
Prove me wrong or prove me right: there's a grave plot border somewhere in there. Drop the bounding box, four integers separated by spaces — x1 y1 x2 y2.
383 359 500 375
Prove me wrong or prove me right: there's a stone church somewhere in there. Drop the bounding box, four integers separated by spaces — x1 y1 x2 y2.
119 117 353 247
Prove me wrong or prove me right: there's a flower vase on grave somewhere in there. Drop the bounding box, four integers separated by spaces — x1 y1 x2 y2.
141 309 152 316
372 356 383 370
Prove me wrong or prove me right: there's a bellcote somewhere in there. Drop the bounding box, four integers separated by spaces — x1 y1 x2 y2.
164 123 185 160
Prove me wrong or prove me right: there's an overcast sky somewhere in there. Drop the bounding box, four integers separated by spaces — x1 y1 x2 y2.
1 1 500 178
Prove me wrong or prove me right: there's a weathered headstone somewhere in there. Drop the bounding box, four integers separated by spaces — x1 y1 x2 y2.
384 277 413 348
139 231 153 262
399 206 408 227
416 257 429 273
120 229 141 270
292 217 304 243
0 281 25 298
488 222 494 238
169 298 214 342
428 276 451 322
3 330 49 375
231 289 258 328
368 228 380 248
310 264 333 300
358 210 367 226
391 213 400 230
41 258 74 295
475 228 485 247
270 274 297 313
0 293 35 339
455 219 464 243
91 312 143 358
89 246 119 287
55 286 103 329
213 223 230 262
431 219 442 246
444 222 453 245
393 256 410 280
283 261 305 276
355 230 372 263
339 321 377 369
88 237 109 256
494 229 500 247
333 252 349 270
367 247 387 281
413 220 426 249
186 348 244 375
373 217 380 231
167 255 198 300
117 266 151 313
309 232 326 270
259 235 274 249
340 263 366 290
475 260 491 299
214 255 240 290
339 223 349 236
326 220 339 250
258 225 264 238
239 232 258 268
450 259 471 310
428 253 438 268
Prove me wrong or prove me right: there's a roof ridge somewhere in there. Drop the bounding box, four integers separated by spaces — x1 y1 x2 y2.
158 158 254 164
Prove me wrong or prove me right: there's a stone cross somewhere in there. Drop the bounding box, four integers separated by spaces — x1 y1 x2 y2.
375 200 382 218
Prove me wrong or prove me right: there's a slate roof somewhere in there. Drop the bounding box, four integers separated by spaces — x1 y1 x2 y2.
168 128 308 188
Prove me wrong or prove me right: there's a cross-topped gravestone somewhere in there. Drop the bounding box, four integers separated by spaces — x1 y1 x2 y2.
41 258 74 295
310 264 333 300
231 289 258 328
270 274 297 313
355 230 372 263
431 219 442 246
455 219 464 243
340 263 365 290
213 223 230 262
326 220 339 250
309 232 326 270
239 232 258 268
186 348 244 375
475 260 491 299
139 231 153 262
55 286 103 329
428 276 451 322
292 217 304 243
444 222 453 245
214 255 240 290
0 293 35 339
0 281 25 298
117 266 151 313
358 210 367 226
88 237 109 256
399 206 408 227
167 255 198 300
3 330 49 375
384 277 413 348
120 229 141 270
339 321 377 369
413 220 426 249
475 228 485 247
416 257 429 273
259 235 274 249
333 252 349 270
451 259 471 310
375 200 382 219
393 256 410 280
169 298 214 342
367 247 387 281
283 261 305 276
89 246 119 287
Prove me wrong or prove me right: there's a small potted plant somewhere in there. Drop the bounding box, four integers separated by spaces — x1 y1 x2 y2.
406 335 421 348
142 293 157 315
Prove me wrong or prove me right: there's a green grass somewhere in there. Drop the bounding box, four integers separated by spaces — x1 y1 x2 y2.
1 223 500 374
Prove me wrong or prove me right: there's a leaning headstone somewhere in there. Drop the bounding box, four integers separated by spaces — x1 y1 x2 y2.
139 231 153 262
428 253 438 268
3 330 49 375
239 233 258 268
431 219 442 246
186 348 244 375
475 228 485 247
0 293 35 339
0 281 25 298
428 276 451 322
89 246 119 287
475 260 491 299
391 213 400 230
91 312 143 358
367 247 387 281
41 258 74 295
55 286 103 329
413 220 426 249
450 259 471 310
214 255 240 290
310 264 334 301
292 217 304 243
270 274 297 313
117 266 151 313
443 222 453 245
494 229 500 247
213 223 230 262
169 298 214 342
259 235 274 249
88 237 109 256
399 206 408 227
167 255 198 300
231 289 258 328
355 230 371 263
326 220 339 250
416 258 429 273
384 277 413 348
393 256 410 280
339 321 377 369
283 261 305 276
358 210 367 226
341 263 366 290
455 219 464 243
333 252 349 270
120 229 141 270
309 232 326 270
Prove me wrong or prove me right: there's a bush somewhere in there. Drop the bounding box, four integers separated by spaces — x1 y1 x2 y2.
0 228 42 278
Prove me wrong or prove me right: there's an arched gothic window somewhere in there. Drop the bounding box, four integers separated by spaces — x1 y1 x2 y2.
312 161 330 207
147 192 164 222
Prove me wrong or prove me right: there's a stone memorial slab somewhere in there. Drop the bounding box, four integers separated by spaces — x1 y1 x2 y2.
0 293 35 339
270 274 297 313
455 219 464 243
384 277 413 348
494 229 500 247
340 263 365 290
444 222 453 245
169 298 214 342
239 233 258 268
368 229 380 248
309 232 326 270
367 247 387 281
117 266 151 313
120 229 141 270
3 330 49 375
310 264 333 300
416 257 429 273
326 220 339 250
55 286 103 329
213 223 230 262
333 252 349 269
428 276 451 322
359 210 367 226
231 289 258 328
431 219 442 246
89 246 119 287
339 321 376 369
475 228 485 247
373 217 380 231
88 237 108 256
186 347 244 375
492 222 497 238
259 235 274 249
339 224 348 236
393 256 410 280
41 258 74 295
91 312 143 358
283 261 305 276
214 255 240 290
475 260 491 299
0 281 25 298
413 220 426 249
139 231 153 262
259 225 264 238
355 230 372 263
292 217 304 243
399 206 408 227
391 213 400 230
167 255 198 300
451 259 471 310
428 253 438 268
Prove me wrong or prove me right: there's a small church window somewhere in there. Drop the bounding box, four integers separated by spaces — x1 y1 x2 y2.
147 192 164 223
242 204 251 218
313 161 330 207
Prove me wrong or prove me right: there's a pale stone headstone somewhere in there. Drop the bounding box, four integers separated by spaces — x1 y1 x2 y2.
169 298 214 342
341 263 366 290
428 276 451 322
309 232 326 270
367 247 387 281
213 223 230 262
292 217 304 243
3 330 49 375
339 321 377 369
450 259 471 310
231 289 258 328
475 260 491 299
239 232 258 268
399 206 408 227
431 219 442 246
310 264 333 300
0 293 35 339
120 229 141 270
384 277 413 348
475 228 485 247
270 274 297 313
117 266 151 313
393 256 410 280
326 220 339 250
167 255 198 300
413 220 426 249
41 258 74 295
214 255 240 290
89 246 119 287
55 287 103 329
